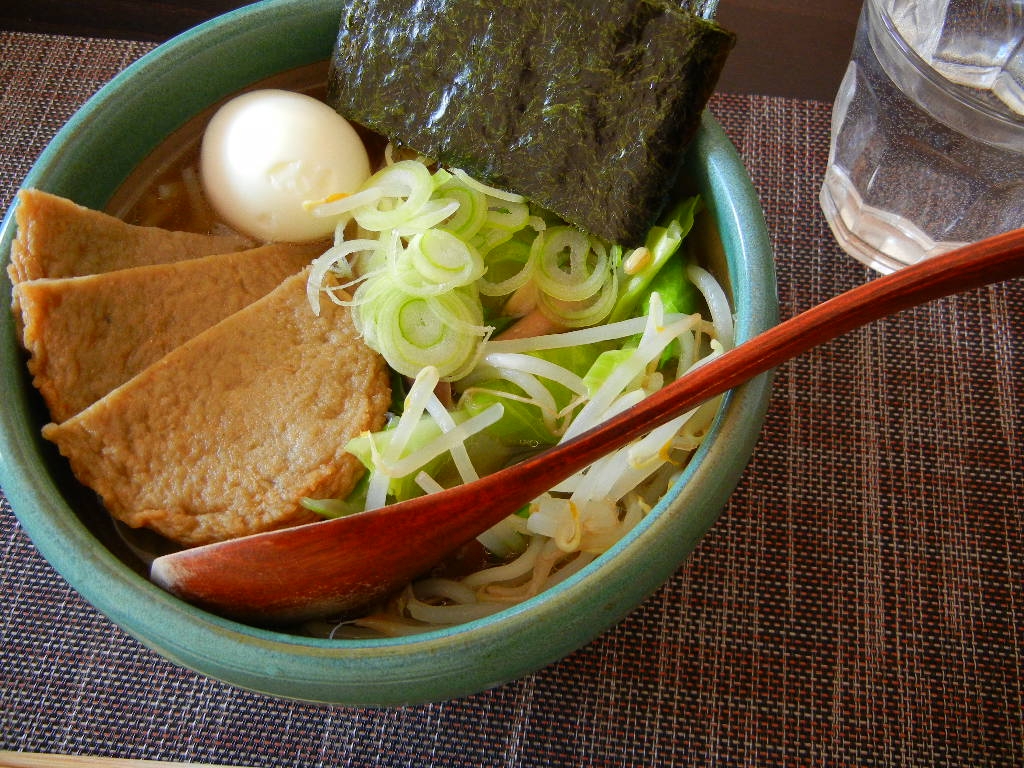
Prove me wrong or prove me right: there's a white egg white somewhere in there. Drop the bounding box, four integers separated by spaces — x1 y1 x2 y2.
200 89 371 242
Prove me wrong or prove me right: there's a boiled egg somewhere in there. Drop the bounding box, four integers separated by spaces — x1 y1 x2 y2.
200 89 371 242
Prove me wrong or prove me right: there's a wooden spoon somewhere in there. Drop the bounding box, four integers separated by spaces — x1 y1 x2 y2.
151 228 1024 624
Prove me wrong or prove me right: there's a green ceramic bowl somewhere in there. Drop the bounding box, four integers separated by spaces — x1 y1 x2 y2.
0 0 777 705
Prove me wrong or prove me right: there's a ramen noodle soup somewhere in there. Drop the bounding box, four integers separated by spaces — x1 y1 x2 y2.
37 63 734 637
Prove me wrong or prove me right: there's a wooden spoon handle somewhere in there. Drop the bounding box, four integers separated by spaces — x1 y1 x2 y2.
495 226 1024 511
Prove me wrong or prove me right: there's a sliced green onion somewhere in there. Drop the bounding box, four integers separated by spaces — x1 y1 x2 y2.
308 159 626 384
471 225 515 256
403 228 485 288
486 199 530 231
395 198 460 234
431 168 454 188
537 269 618 328
451 168 526 203
531 226 611 302
307 238 381 314
478 238 533 296
436 180 488 240
305 185 388 218
353 160 435 232
355 279 490 380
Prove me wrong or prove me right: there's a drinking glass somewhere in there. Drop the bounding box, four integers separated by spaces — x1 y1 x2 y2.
820 0 1024 273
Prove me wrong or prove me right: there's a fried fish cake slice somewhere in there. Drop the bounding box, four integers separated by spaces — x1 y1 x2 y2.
17 242 324 422
43 270 391 547
8 188 252 283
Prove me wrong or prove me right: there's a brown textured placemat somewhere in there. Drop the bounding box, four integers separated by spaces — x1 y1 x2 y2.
1 30 1021 768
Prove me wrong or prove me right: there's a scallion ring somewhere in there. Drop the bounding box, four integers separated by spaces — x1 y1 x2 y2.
353 160 435 232
478 238 534 296
437 181 488 240
403 228 485 288
538 268 619 328
532 226 610 302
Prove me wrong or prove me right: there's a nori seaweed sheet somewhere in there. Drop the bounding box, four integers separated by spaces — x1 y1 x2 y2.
327 0 735 246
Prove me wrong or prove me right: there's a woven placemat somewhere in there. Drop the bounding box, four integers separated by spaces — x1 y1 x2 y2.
2 30 1021 767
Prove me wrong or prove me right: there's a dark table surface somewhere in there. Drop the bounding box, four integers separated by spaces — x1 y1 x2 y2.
2 2 1022 767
